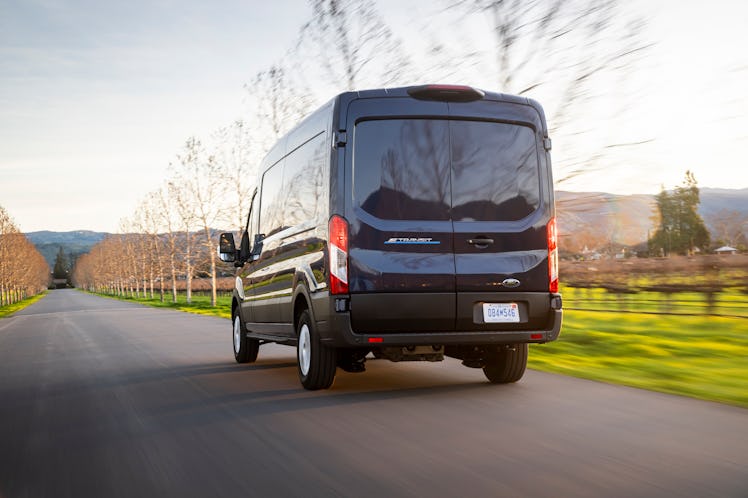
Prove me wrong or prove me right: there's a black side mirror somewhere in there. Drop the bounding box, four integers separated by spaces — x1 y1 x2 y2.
218 233 236 262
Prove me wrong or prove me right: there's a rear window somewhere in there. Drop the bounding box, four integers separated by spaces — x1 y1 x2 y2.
353 119 450 220
353 119 540 222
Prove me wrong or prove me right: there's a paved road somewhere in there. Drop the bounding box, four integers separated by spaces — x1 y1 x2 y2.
1 290 746 497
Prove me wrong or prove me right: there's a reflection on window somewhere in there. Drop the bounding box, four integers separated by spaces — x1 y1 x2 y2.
354 120 450 220
283 133 327 227
259 133 328 236
259 162 284 236
354 119 540 222
451 121 539 221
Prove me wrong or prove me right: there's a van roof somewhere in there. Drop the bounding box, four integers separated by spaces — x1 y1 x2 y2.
335 85 546 132
257 84 548 177
343 85 531 106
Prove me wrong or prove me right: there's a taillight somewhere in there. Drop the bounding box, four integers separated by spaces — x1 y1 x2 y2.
547 217 559 293
328 215 349 295
407 84 485 102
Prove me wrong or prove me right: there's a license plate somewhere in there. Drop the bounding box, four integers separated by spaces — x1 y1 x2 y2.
483 303 520 323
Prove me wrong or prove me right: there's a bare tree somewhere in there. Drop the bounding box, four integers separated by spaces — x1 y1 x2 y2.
118 219 140 298
0 205 50 306
168 176 197 304
213 120 259 234
434 0 650 186
247 66 314 147
155 185 181 303
707 209 748 248
296 0 412 92
73 236 122 294
171 137 225 307
138 193 167 302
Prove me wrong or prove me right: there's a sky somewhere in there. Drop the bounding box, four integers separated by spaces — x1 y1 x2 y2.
1 0 747 232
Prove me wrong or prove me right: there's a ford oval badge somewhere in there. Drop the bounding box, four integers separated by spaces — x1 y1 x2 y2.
502 278 521 288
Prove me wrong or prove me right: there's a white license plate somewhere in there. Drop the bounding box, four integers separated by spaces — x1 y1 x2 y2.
482 303 520 323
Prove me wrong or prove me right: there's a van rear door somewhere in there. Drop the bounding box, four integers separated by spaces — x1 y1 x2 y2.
448 106 552 332
347 100 456 333
346 97 551 334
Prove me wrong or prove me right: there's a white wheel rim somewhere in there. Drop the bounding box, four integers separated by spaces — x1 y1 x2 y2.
298 323 311 376
233 316 242 353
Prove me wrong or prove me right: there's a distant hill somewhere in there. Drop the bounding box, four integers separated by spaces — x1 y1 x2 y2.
22 187 748 264
699 188 748 218
25 230 110 268
557 191 655 246
557 187 748 249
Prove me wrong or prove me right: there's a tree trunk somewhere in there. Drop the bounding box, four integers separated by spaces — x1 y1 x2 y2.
203 226 218 307
186 261 192 304
171 258 178 304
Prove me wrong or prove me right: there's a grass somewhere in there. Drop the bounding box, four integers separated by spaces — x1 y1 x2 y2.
562 285 748 317
92 291 232 319
0 292 48 319
529 310 748 408
89 288 748 408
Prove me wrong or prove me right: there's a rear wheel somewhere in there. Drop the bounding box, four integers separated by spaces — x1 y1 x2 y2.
297 310 336 390
483 343 527 383
233 313 259 363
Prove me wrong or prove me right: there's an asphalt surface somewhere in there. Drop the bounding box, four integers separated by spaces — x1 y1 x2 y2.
1 289 746 498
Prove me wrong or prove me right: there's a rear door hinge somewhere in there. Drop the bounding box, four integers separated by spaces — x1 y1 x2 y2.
543 138 552 151
334 131 347 148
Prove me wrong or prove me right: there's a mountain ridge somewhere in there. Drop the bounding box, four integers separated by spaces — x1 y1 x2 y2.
24 188 748 262
25 231 109 268
557 187 748 250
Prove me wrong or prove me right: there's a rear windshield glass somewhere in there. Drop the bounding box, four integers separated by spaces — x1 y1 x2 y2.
353 119 540 221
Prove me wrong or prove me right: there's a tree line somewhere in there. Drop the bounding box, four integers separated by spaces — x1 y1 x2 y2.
72 138 239 306
73 0 649 306
0 206 50 306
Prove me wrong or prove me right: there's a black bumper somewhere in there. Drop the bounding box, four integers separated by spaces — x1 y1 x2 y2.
319 300 562 348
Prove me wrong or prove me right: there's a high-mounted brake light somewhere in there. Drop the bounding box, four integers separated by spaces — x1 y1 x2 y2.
547 217 559 293
328 215 349 295
407 84 485 103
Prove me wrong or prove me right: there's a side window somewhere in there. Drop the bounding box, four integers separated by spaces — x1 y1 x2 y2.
248 190 260 242
282 132 327 227
259 161 285 237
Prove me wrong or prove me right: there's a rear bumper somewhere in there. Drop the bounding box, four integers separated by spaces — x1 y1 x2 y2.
320 296 562 348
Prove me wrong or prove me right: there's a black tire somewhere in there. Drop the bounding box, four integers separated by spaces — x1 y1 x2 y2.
233 312 259 363
296 310 336 390
483 343 528 383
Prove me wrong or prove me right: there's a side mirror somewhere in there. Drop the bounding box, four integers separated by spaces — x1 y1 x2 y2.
218 233 236 262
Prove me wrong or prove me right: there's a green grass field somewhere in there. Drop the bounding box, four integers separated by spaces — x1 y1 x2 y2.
530 310 748 408
94 292 233 319
88 288 748 408
0 292 48 319
562 285 748 317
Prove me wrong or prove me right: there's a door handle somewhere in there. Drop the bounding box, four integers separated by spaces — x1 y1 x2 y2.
467 238 494 247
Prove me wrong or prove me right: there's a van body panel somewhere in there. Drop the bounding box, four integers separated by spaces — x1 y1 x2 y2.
349 293 455 332
238 102 332 339
344 99 458 332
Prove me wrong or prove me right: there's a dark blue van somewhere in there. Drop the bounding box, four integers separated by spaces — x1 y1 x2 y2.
219 85 562 390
